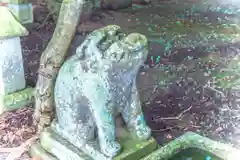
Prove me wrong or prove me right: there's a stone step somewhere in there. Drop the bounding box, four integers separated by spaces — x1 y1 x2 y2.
29 127 158 160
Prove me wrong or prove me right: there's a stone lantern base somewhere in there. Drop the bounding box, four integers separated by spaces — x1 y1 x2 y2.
0 37 34 114
0 4 34 114
0 87 34 114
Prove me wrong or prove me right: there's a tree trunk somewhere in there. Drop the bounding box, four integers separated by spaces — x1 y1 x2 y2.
47 0 93 22
34 0 86 133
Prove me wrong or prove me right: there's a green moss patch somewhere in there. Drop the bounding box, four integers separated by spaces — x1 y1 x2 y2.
0 6 28 38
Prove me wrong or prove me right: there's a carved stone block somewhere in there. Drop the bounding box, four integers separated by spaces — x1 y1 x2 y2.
30 127 158 160
0 6 34 114
0 37 26 95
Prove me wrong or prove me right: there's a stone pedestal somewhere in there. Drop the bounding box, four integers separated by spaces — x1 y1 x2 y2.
0 5 34 114
30 127 158 160
0 37 26 95
0 37 34 113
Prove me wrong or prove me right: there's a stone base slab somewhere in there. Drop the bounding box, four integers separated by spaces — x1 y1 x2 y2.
0 87 34 114
29 127 158 160
30 143 58 160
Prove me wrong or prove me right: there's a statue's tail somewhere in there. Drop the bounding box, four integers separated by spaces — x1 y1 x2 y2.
34 0 86 133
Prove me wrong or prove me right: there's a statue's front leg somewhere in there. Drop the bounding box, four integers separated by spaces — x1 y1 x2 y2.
84 81 121 157
93 105 121 157
122 82 151 140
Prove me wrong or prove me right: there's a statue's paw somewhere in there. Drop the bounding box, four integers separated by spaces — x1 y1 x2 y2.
101 140 121 157
136 125 151 140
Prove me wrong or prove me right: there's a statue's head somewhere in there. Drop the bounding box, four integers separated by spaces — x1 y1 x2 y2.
76 25 148 71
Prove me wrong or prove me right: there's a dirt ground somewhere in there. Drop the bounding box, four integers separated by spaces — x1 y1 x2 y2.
1 0 240 159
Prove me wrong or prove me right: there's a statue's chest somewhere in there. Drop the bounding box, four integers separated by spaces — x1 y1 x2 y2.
107 73 133 107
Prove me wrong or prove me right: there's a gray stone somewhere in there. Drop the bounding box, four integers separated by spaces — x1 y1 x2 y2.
0 6 34 114
7 3 34 24
30 142 58 160
142 132 240 160
0 87 34 113
51 25 152 159
0 37 26 95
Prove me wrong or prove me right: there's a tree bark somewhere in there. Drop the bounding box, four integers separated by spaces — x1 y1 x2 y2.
47 0 93 22
34 0 86 133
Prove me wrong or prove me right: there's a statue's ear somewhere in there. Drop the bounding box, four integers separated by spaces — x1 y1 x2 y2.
76 25 121 59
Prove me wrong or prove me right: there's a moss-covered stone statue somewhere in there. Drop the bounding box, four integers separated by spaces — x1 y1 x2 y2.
51 25 151 158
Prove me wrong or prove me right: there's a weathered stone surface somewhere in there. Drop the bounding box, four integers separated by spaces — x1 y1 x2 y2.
52 25 152 158
29 143 58 160
0 0 28 4
0 87 34 114
142 132 240 160
0 6 28 38
7 3 34 24
0 5 33 114
0 37 26 95
0 5 28 97
32 127 157 160
4 87 34 110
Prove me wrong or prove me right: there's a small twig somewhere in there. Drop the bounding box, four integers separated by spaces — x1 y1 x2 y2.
36 11 55 30
151 126 176 132
204 85 226 98
183 125 201 131
155 106 192 121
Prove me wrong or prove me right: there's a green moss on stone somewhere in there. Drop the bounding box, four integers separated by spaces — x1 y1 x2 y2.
141 132 240 160
8 3 34 24
0 87 34 113
30 143 58 160
35 127 157 160
114 128 158 160
40 128 92 160
0 6 28 38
